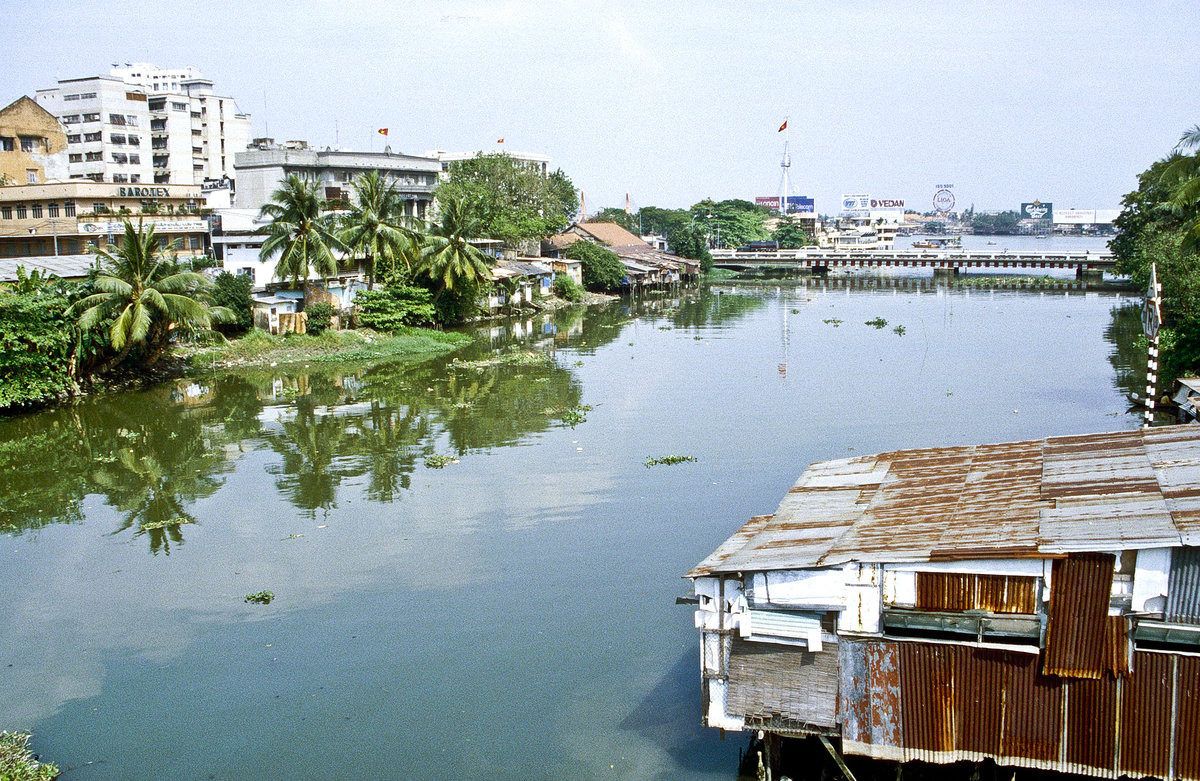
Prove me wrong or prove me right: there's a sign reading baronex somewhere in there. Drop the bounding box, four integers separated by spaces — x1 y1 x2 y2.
116 186 172 198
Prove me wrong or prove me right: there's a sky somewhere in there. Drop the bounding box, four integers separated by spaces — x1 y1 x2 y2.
7 0 1200 214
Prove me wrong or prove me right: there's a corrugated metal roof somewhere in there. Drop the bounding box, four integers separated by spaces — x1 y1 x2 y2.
1043 553 1114 679
0 254 97 282
1166 546 1200 623
692 427 1200 577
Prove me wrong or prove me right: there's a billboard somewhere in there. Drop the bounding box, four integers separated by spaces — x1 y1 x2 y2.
1055 209 1096 224
870 198 905 209
841 194 870 212
755 196 780 209
1020 201 1053 221
785 196 815 214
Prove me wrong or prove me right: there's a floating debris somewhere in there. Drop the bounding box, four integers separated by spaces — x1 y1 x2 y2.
822 318 843 327
561 405 593 428
244 591 274 605
645 455 698 468
866 317 888 329
449 351 552 370
281 534 304 541
139 517 194 531
893 325 906 336
424 454 457 469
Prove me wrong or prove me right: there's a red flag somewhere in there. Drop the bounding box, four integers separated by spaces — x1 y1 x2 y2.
497 138 505 143
778 120 787 132
378 128 388 136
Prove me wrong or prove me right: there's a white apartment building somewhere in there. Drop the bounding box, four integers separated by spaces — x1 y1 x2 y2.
35 63 251 186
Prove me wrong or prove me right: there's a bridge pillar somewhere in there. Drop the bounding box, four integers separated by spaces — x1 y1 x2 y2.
933 266 959 279
1076 267 1104 283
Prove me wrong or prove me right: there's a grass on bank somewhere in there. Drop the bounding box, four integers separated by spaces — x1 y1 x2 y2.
180 327 470 369
0 731 58 781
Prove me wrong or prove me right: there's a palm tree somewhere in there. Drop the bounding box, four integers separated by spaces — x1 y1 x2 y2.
71 220 231 370
257 175 344 288
418 196 493 296
1165 124 1200 251
339 170 421 289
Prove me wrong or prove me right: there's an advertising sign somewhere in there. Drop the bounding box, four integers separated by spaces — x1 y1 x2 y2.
81 219 208 234
841 194 870 212
1055 209 1095 224
870 198 905 209
1020 201 1053 221
755 196 781 209
785 196 815 214
933 189 956 214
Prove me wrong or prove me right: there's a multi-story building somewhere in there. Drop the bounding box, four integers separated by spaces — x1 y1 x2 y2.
425 148 551 176
0 96 69 185
34 63 251 187
233 138 439 218
0 180 208 262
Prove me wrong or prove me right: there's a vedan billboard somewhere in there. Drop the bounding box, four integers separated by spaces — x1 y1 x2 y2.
870 198 905 209
1020 201 1053 221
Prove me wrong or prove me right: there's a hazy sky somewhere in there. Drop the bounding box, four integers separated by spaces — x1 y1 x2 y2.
9 1 1199 213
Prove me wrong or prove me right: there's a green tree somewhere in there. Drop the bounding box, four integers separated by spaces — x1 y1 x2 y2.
0 271 77 408
591 207 638 232
339 170 421 289
355 285 437 330
434 153 577 248
1162 125 1200 251
665 225 714 274
71 221 231 370
258 175 345 288
418 196 493 321
635 206 689 237
772 218 810 249
211 271 253 333
690 199 772 249
565 240 625 292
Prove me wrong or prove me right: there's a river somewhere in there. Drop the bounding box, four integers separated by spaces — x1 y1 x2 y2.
0 276 1148 780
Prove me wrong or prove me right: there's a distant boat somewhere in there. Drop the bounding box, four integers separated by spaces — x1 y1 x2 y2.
987 240 997 245
912 236 963 249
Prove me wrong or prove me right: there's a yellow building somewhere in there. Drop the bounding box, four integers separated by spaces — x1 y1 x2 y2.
0 181 208 261
0 96 69 185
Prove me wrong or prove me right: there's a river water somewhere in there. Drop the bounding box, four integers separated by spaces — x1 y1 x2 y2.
0 274 1147 780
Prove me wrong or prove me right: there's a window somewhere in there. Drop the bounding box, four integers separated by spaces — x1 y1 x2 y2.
171 102 187 111
27 171 36 184
113 174 128 183
0 207 10 219
112 153 127 164
85 151 102 161
63 93 81 101
48 203 58 217
69 153 83 163
83 132 101 142
192 128 202 136
15 205 26 219
191 111 201 119
61 115 80 124
148 99 165 111
189 235 201 249
91 203 105 213
64 201 75 217
79 92 96 100
128 154 140 164
126 135 140 146
66 134 81 144
19 137 37 152
108 114 126 126
0 137 13 151
31 204 42 218
125 115 139 126
82 113 100 122
85 173 103 182
110 134 126 145
130 174 140 183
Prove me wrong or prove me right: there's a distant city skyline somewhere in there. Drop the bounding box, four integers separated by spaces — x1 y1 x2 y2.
8 0 1199 214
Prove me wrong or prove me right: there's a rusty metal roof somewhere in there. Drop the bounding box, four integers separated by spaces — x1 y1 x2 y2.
692 426 1200 576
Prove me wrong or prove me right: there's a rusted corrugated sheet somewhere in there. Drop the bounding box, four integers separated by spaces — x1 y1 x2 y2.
1166 546 1200 624
1105 616 1132 677
1065 676 1117 772
1001 651 1062 762
1043 553 1114 678
899 643 955 753
1119 651 1173 778
866 641 900 747
955 647 1005 756
1177 654 1200 781
915 572 1037 614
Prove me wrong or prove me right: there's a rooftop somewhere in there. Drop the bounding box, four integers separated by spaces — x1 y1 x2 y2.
690 426 1200 577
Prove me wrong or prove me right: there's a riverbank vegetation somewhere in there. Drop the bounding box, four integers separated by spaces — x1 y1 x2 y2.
0 731 57 781
1112 124 1200 389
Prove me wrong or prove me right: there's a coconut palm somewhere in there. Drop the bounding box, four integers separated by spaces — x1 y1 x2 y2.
339 170 421 289
258 174 344 287
418 196 493 295
71 220 231 370
1164 124 1200 251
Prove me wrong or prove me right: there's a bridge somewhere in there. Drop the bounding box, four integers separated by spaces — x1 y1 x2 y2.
711 248 1117 280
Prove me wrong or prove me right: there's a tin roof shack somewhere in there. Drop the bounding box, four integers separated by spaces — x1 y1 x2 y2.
1174 378 1200 423
688 426 1200 780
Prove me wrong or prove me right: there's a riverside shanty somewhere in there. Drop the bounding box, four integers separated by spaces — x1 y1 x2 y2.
688 425 1200 780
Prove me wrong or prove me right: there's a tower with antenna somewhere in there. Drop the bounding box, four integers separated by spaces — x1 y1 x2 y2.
778 117 791 215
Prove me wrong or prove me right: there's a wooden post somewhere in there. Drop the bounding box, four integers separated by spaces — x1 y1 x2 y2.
820 736 859 781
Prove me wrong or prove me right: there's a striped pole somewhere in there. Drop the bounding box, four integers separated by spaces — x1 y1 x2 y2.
1145 337 1159 427
1142 262 1162 428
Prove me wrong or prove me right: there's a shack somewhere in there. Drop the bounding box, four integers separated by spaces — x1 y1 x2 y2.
689 426 1200 780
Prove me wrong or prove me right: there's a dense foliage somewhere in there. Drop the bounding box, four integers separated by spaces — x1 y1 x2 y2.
211 271 254 333
552 274 584 302
565 241 626 292
354 285 437 330
772 218 811 249
1112 125 1200 390
969 211 1021 234
338 170 420 288
305 302 336 335
0 282 76 407
257 175 345 287
435 153 578 248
